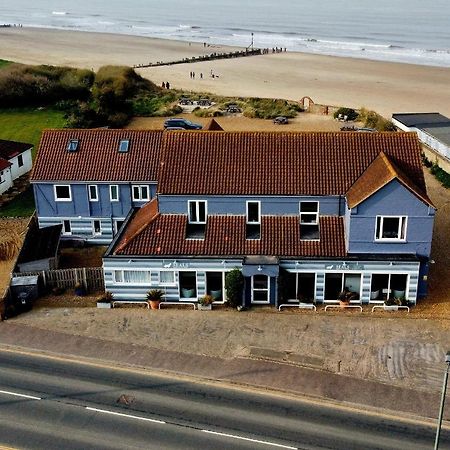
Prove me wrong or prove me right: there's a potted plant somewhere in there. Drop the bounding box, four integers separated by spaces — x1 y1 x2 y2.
338 289 351 307
147 289 165 310
198 294 214 311
383 297 399 311
97 291 113 309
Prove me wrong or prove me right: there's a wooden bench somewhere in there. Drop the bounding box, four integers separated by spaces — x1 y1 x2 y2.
278 303 317 312
158 302 196 310
324 304 363 312
112 301 149 309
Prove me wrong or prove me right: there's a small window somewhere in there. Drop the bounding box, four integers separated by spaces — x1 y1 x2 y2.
88 185 98 201
375 216 407 241
114 220 124 234
159 271 175 285
300 201 319 240
188 200 207 224
93 220 101 235
110 185 119 202
54 185 72 202
246 201 260 224
18 154 24 167
62 220 72 235
132 185 150 202
67 139 79 152
118 139 130 153
114 271 124 283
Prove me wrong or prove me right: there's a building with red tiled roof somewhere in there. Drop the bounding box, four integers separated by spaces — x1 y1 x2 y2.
99 131 435 308
0 139 33 195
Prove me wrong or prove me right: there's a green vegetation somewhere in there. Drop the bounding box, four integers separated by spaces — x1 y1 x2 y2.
0 187 35 217
358 108 396 131
0 59 11 69
225 268 244 308
0 64 94 108
0 108 66 157
242 98 302 119
423 155 450 188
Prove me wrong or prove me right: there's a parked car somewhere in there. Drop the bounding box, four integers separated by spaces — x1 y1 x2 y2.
197 98 212 107
179 97 194 105
226 104 241 113
163 118 203 130
273 116 288 125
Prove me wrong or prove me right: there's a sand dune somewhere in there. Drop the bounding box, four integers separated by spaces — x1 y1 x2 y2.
1 27 450 117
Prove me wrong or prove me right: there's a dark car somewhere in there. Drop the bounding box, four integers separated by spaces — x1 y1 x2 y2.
197 98 212 107
226 103 241 113
273 116 288 125
163 118 203 130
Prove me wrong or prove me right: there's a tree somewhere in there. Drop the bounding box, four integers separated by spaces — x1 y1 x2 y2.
225 268 244 308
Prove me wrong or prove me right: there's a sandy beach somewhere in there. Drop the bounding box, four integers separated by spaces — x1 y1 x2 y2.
1 27 450 117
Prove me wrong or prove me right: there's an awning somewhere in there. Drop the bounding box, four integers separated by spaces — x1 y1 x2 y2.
242 256 279 277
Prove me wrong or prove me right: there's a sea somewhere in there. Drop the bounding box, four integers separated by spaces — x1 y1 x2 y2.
2 0 450 67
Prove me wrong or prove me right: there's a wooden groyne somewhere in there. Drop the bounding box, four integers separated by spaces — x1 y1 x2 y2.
133 48 263 69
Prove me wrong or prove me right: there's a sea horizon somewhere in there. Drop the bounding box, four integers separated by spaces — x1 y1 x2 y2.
1 0 450 68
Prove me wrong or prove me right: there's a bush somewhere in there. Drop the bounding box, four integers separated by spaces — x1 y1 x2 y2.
225 268 244 308
333 107 358 121
430 162 450 188
358 107 396 131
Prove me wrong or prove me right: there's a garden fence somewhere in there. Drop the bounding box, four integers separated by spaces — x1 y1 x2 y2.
12 267 104 292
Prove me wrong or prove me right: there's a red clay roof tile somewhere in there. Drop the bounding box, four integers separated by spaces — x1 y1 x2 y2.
31 129 163 182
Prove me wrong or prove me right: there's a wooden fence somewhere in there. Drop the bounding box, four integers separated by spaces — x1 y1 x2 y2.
12 267 104 292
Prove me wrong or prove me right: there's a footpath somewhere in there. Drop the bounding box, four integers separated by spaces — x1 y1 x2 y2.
0 322 445 421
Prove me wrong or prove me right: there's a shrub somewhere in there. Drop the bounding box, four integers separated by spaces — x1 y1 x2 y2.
430 162 450 188
147 289 165 301
198 295 214 306
333 107 358 121
225 268 244 308
358 108 396 131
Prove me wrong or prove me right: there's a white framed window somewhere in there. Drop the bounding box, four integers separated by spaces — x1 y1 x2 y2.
67 139 79 152
62 220 72 235
114 270 151 284
88 185 98 201
114 219 125 234
54 185 72 202
251 275 270 303
132 185 150 202
375 216 407 241
299 201 319 224
188 200 207 224
246 201 260 224
159 271 175 285
92 220 102 236
110 185 119 202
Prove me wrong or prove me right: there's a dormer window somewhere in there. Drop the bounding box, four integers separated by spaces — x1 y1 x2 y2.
67 139 79 152
375 216 407 241
300 201 319 240
187 200 207 239
119 139 129 153
246 201 261 240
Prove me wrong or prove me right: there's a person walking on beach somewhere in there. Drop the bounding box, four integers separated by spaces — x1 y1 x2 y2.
166 81 170 89
200 73 203 79
192 72 195 79
161 81 166 89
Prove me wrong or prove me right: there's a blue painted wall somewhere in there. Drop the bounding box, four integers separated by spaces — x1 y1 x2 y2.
33 182 156 219
158 195 344 216
347 180 435 258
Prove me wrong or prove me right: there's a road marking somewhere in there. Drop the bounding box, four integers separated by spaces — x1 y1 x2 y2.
0 390 41 400
201 429 298 449
86 407 166 424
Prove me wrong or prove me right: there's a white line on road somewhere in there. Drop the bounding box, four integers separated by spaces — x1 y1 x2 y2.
0 390 41 400
201 429 298 449
86 407 166 424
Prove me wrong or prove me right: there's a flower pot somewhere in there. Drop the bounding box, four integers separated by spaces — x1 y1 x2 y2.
339 300 350 308
149 300 161 310
96 302 111 309
197 304 212 311
383 305 399 311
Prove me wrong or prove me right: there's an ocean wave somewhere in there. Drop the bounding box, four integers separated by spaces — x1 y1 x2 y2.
52 11 68 16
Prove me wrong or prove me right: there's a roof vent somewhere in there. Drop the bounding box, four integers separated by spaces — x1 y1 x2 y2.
67 139 79 152
119 139 130 153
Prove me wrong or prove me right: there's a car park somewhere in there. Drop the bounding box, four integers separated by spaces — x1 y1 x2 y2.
273 116 288 125
163 118 203 130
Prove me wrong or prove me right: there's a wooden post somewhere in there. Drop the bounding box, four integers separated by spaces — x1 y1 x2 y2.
41 270 47 288
83 268 87 291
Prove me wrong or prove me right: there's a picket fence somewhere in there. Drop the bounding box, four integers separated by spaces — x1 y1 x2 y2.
12 267 104 292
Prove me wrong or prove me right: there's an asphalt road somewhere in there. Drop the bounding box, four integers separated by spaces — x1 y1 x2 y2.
0 349 448 450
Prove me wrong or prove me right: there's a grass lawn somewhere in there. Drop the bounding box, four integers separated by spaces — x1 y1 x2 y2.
0 108 66 217
0 59 11 69
0 187 35 217
0 108 66 158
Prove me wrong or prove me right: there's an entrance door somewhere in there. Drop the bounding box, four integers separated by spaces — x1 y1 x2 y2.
252 275 270 304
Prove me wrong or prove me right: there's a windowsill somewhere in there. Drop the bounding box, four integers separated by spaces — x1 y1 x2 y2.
55 199 72 202
374 239 407 243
